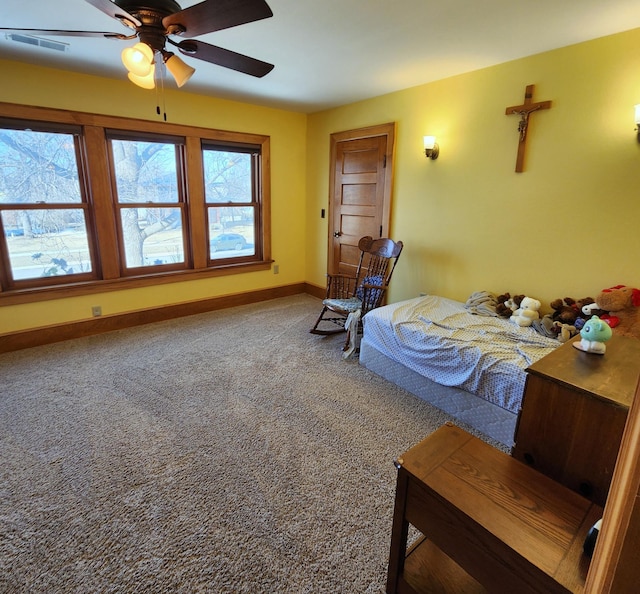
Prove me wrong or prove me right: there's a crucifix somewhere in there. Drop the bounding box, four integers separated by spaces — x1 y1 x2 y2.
505 84 552 173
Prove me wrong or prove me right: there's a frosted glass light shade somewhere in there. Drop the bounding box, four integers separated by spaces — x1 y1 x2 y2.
121 43 154 76
423 136 437 150
165 54 195 87
635 104 640 125
127 65 156 89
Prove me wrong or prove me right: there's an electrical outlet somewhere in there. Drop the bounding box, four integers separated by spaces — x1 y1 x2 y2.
92 305 102 317
273 264 279 274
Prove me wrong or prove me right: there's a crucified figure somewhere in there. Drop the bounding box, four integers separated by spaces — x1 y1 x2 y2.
511 105 542 142
505 85 552 172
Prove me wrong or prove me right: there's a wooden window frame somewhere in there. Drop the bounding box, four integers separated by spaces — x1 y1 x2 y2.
106 131 191 276
202 141 263 266
0 101 272 306
0 119 100 290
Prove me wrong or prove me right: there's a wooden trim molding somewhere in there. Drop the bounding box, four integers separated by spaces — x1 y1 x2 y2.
304 282 326 300
0 101 272 298
0 284 312 353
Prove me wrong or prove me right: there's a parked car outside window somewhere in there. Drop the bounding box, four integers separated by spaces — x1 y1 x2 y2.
210 233 247 253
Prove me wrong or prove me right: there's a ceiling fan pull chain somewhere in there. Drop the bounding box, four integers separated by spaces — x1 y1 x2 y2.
160 61 167 122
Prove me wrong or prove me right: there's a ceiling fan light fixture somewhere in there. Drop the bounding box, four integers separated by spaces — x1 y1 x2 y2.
163 52 195 88
121 42 154 76
127 64 156 90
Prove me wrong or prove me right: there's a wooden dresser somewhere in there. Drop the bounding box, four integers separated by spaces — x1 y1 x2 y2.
512 334 640 507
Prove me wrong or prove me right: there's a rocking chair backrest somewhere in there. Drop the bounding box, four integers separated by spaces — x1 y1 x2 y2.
354 236 403 312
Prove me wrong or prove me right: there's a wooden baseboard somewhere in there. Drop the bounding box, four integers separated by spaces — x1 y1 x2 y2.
1 283 319 353
304 282 326 300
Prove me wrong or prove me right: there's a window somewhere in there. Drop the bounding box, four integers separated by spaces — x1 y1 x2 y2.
0 103 271 300
203 144 260 262
108 133 188 273
0 120 96 288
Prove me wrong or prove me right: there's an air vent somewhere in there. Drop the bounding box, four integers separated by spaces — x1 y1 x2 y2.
5 33 68 52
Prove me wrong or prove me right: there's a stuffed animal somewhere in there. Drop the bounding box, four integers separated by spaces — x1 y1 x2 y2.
496 293 516 317
534 314 578 342
550 297 603 330
502 294 524 316
573 315 613 354
510 296 541 327
556 322 577 343
550 298 581 325
592 285 640 339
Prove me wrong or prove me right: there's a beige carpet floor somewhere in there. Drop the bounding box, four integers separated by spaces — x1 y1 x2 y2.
0 294 498 593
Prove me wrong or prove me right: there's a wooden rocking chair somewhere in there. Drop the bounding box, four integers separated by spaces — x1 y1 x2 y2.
310 236 403 351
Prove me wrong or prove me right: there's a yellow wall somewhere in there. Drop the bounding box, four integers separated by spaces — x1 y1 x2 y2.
0 59 307 333
3 26 640 333
307 28 640 310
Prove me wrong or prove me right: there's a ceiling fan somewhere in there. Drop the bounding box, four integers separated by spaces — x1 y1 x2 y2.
0 0 275 89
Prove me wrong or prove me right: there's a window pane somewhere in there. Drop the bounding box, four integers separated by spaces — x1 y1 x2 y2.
120 207 185 268
2 209 92 280
0 129 82 204
111 139 179 204
203 150 252 204
208 206 254 259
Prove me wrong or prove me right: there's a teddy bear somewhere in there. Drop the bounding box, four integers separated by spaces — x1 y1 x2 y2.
496 293 516 317
550 298 581 325
550 297 603 330
498 293 524 317
510 296 541 327
507 294 524 311
591 285 640 339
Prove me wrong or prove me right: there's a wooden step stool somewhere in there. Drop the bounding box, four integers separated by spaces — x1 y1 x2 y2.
387 423 603 594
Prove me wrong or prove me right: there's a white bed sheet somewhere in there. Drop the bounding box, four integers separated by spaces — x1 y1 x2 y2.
362 295 560 413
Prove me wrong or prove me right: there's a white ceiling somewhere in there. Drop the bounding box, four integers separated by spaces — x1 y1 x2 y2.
2 0 640 113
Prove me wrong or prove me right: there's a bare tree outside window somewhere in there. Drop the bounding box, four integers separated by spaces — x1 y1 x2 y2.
0 127 93 280
110 137 186 270
203 147 257 260
0 105 269 294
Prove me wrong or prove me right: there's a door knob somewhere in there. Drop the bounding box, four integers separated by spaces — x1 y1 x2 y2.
334 231 342 237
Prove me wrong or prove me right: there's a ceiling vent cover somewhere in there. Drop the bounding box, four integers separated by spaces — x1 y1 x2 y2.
5 33 68 52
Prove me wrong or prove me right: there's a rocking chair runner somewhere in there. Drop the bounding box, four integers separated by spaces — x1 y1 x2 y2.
310 236 403 348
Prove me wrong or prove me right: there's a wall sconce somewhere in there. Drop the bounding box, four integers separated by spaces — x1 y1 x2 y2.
635 105 640 143
423 135 440 160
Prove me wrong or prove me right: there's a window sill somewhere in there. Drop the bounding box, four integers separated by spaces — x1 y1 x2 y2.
0 260 274 306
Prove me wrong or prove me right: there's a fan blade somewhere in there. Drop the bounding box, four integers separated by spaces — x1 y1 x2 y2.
84 0 141 29
164 0 273 37
0 27 128 39
176 39 274 78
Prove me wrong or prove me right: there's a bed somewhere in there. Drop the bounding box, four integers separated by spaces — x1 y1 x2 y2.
359 294 561 447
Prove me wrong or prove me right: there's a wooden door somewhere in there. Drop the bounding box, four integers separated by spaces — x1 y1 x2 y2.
328 123 395 276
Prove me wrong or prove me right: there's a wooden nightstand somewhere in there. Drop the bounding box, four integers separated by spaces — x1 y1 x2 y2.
512 334 640 507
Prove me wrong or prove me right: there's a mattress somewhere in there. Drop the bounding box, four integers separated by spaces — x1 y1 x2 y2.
362 295 560 414
359 337 517 447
